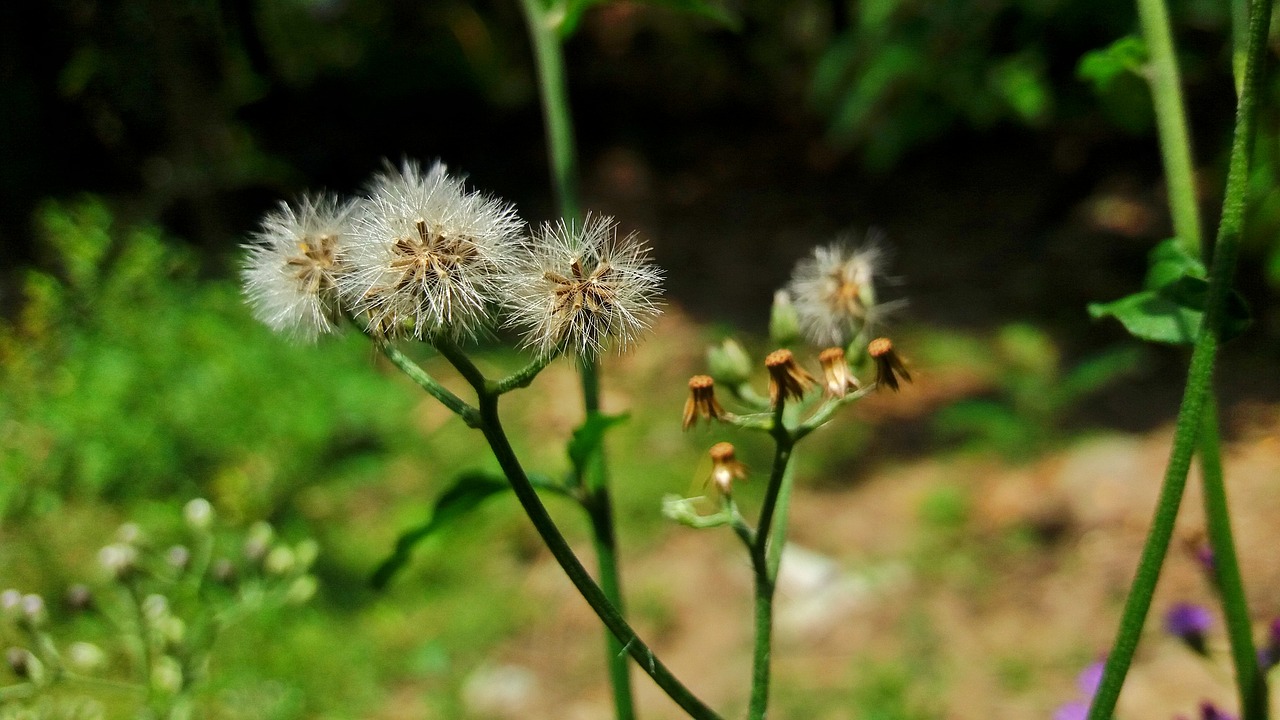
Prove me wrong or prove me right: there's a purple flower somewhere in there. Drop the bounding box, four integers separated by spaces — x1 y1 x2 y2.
1165 603 1213 655
1199 701 1237 720
1077 660 1105 696
1258 617 1280 671
1053 701 1088 720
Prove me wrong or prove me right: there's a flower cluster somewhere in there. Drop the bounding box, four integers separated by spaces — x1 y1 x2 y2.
242 160 662 358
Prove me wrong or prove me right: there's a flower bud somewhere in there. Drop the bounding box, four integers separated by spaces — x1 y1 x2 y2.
66 641 107 673
706 338 752 386
294 539 320 571
6 647 44 684
116 522 145 546
99 543 139 581
769 290 801 347
265 546 297 576
183 498 214 533
65 584 94 612
285 575 318 605
166 545 191 572
212 558 237 585
151 655 184 695
1 589 21 620
142 594 170 625
1165 602 1212 656
244 522 274 563
20 594 46 628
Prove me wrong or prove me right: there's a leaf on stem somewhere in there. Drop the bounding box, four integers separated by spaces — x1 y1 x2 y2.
370 472 510 588
567 411 629 479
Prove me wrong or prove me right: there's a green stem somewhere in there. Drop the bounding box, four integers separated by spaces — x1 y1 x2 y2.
477 394 723 720
587 488 637 720
747 570 774 720
1086 0 1273 716
494 354 555 394
378 343 481 427
765 455 798 582
1200 398 1267 720
518 0 581 223
1136 0 1203 258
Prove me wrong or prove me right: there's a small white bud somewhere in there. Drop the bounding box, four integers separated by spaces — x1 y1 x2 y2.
116 523 145 546
66 642 107 673
151 655 184 695
285 575 318 605
166 545 191 571
142 594 170 625
99 543 139 580
265 546 296 576
20 594 46 628
294 539 320 570
183 498 214 532
244 522 274 562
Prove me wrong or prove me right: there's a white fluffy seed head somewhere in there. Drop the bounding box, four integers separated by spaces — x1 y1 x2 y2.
787 234 887 346
242 194 357 341
339 160 523 341
502 215 663 359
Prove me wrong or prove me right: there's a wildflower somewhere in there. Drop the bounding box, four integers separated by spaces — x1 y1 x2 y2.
1052 658 1105 720
868 337 911 391
98 543 138 580
765 349 816 405
342 160 522 340
683 375 726 430
1257 617 1280 671
818 347 860 398
503 214 662 358
706 338 752 386
788 237 885 346
243 194 356 341
769 290 801 347
1165 602 1212 656
708 442 747 495
183 498 214 533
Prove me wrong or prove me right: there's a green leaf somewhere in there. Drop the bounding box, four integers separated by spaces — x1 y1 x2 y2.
371 472 510 588
567 412 629 477
1144 238 1205 290
1088 277 1251 345
1078 35 1148 92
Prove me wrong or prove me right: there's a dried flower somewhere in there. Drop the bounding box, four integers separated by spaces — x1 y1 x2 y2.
788 238 885 346
1165 602 1212 655
765 349 816 405
818 347 860 398
342 160 522 340
683 375 726 430
502 214 662 358
243 194 356 341
868 337 911 391
708 442 747 495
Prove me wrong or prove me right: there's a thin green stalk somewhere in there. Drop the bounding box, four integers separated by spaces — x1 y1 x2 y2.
518 0 633 709
1200 397 1267 720
747 570 774 720
476 393 723 720
746 400 795 720
518 0 581 222
764 456 797 582
378 343 481 427
1136 0 1203 258
494 354 555 394
1086 0 1273 717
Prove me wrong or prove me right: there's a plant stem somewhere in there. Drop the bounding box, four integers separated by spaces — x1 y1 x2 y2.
1200 397 1267 720
1136 0 1203 258
518 0 581 223
476 393 723 720
747 569 774 720
378 343 481 427
1086 0 1273 716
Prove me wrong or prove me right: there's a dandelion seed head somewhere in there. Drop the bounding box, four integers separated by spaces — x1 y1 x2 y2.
788 235 888 346
340 160 523 341
503 215 663 358
242 194 356 341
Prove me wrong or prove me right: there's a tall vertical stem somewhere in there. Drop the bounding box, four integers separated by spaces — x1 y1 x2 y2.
1200 398 1267 720
1136 0 1203 259
517 4 634 716
1086 0 1274 717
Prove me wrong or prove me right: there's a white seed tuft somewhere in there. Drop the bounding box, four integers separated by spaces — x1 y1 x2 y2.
502 215 663 359
339 160 523 341
242 194 357 341
787 234 887 346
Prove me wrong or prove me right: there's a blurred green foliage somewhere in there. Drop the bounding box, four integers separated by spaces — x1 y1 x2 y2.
0 197 412 519
933 324 1141 457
